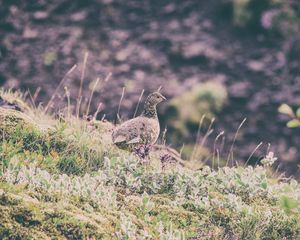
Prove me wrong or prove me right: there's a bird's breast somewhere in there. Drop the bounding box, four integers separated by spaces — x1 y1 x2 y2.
143 118 160 144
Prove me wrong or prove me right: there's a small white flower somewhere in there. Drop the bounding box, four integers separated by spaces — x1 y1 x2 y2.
261 152 278 167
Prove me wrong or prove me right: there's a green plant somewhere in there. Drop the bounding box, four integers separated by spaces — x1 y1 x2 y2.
1 90 300 239
227 0 300 35
278 103 300 128
164 81 227 141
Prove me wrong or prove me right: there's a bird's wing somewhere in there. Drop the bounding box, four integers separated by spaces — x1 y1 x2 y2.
127 136 141 144
112 134 127 144
112 118 144 144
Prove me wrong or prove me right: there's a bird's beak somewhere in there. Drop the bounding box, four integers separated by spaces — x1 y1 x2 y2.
162 96 167 101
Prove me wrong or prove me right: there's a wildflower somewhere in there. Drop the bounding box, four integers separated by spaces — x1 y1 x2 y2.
261 152 277 167
134 144 151 160
160 153 172 169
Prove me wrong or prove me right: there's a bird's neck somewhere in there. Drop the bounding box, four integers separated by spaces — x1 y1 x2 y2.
142 102 157 118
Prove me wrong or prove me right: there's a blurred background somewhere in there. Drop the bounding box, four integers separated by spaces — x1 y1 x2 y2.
0 0 300 176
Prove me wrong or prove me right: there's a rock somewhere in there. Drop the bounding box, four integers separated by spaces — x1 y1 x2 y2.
0 107 38 135
0 96 21 111
0 91 31 112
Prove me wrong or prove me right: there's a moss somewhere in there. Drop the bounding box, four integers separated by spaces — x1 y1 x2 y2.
57 154 85 175
0 107 117 175
0 187 113 239
0 93 180 176
44 213 103 240
0 203 46 239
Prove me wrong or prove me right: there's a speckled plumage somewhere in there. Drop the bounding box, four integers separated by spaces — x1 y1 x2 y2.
112 92 166 150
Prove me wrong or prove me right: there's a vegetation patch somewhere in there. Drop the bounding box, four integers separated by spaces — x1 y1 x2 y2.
0 90 300 239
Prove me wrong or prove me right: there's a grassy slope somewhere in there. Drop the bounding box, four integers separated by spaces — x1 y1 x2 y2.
0 91 300 240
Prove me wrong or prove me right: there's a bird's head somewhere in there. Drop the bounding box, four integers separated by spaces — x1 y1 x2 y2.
146 92 166 105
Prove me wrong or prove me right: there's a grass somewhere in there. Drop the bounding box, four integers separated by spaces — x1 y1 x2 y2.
0 89 300 239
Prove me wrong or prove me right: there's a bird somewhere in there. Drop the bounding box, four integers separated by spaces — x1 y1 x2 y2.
112 91 166 151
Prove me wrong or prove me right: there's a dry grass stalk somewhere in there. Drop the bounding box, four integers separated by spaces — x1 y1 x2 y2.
93 102 103 120
133 89 144 118
76 52 89 118
226 118 246 167
213 131 224 169
116 87 125 123
86 77 100 116
244 142 263 167
78 51 89 100
44 64 77 113
190 115 206 161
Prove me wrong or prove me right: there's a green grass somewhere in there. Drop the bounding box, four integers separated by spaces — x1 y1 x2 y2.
0 90 300 239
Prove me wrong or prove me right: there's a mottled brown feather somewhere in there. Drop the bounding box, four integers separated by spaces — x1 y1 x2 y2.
112 92 166 151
